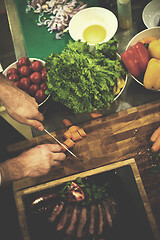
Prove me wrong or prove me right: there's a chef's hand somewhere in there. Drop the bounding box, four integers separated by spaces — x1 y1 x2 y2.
0 74 44 131
150 127 160 152
0 144 66 185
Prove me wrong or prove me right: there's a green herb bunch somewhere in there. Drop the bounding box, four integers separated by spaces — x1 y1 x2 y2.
59 177 109 205
77 177 109 204
45 39 126 113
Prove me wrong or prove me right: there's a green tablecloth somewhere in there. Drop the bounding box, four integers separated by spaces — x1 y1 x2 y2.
14 0 118 134
14 0 99 60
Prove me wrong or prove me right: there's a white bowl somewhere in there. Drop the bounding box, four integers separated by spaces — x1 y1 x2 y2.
142 0 160 28
3 58 50 106
114 74 128 101
126 27 160 89
69 7 118 45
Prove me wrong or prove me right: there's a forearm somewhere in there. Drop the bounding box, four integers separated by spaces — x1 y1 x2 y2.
0 157 24 186
0 144 66 186
0 74 16 105
0 73 44 130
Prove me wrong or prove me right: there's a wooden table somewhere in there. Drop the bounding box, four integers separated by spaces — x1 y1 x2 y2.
7 99 160 239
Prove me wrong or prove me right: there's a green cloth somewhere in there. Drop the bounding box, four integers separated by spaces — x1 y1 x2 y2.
14 0 99 61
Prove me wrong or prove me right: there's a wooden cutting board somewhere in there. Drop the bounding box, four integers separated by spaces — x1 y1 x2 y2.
8 99 160 233
8 99 160 181
8 99 160 167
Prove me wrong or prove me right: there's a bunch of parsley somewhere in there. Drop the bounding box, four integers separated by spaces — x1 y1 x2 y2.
58 177 109 205
45 39 126 113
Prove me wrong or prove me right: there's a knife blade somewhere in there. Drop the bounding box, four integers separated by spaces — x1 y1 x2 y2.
44 128 77 158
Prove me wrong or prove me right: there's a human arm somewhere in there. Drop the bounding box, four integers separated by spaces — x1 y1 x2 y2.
0 144 66 186
0 74 44 131
150 127 160 152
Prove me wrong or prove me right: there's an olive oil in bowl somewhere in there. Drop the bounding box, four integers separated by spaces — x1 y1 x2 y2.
83 24 107 44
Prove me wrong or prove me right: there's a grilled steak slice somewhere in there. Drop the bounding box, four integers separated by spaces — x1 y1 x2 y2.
57 204 73 231
66 204 82 240
89 204 98 235
98 203 104 235
77 206 88 238
49 201 64 222
103 200 113 228
66 204 78 235
107 198 117 217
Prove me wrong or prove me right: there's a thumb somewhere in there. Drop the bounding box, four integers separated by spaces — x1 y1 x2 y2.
26 119 44 131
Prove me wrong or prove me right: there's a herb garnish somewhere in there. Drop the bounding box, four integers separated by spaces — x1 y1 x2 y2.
59 177 109 205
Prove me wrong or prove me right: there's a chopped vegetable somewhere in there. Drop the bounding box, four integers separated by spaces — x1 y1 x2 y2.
121 42 150 78
143 58 160 90
148 39 160 60
71 131 82 141
26 0 87 39
45 39 126 113
68 125 80 133
63 129 72 139
78 128 87 137
151 126 160 143
63 124 86 142
62 138 75 150
90 112 102 119
62 118 73 127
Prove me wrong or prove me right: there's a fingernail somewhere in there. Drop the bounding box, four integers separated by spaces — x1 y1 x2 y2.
38 125 44 131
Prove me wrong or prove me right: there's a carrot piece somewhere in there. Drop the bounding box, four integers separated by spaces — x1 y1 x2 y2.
61 143 68 152
62 119 73 127
68 125 80 133
150 127 160 142
90 112 102 119
63 138 75 149
78 128 87 137
71 131 83 141
63 130 72 139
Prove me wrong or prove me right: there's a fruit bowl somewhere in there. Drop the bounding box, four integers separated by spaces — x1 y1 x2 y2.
3 57 50 106
125 27 160 90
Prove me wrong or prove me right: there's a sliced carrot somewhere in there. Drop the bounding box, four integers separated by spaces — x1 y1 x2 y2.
63 138 75 149
62 119 73 127
71 131 83 141
90 112 102 119
61 143 68 152
78 128 87 137
63 129 72 139
68 125 80 133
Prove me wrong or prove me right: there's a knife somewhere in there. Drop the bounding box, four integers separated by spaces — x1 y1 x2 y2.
44 128 77 158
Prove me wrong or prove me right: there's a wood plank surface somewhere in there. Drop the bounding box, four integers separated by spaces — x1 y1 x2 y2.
7 99 160 234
